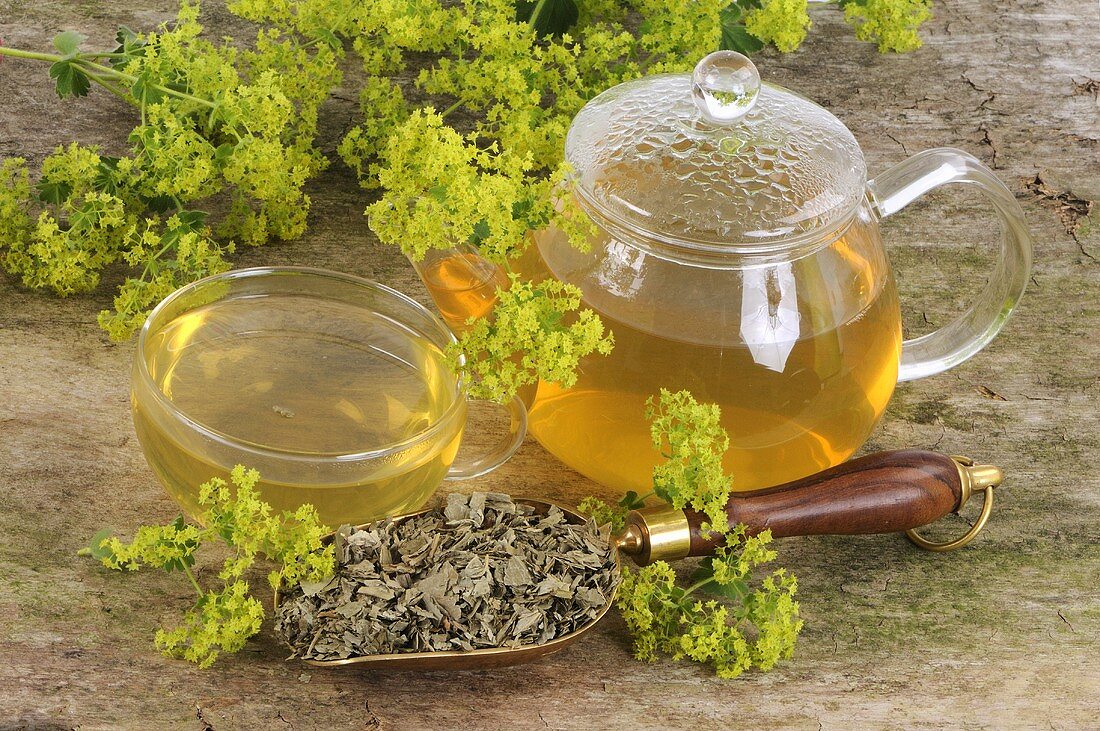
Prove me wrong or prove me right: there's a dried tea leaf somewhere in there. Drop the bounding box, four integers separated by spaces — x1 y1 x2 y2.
274 493 619 660
503 555 532 586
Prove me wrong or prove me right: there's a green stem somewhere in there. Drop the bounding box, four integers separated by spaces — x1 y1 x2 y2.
682 576 714 597
140 234 180 280
151 236 177 262
182 565 204 598
439 97 467 118
527 0 550 32
79 69 131 101
0 47 62 63
0 46 218 110
75 58 216 109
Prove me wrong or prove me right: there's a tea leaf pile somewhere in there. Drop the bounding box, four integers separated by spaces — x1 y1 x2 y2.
81 466 334 668
274 493 618 659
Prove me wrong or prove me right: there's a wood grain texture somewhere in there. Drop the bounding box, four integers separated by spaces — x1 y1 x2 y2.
0 1 1098 730
687 451 965 555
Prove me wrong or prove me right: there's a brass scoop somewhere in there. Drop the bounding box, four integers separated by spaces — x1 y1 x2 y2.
275 449 1002 671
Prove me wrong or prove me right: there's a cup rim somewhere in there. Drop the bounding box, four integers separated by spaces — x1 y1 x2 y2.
134 266 468 464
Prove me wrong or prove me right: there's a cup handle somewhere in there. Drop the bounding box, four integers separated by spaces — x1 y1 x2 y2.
444 395 528 481
867 148 1033 382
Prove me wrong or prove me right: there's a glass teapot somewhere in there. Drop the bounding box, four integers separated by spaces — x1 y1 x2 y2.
418 51 1032 495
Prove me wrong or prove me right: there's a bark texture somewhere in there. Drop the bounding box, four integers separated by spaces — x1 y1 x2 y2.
0 1 1097 729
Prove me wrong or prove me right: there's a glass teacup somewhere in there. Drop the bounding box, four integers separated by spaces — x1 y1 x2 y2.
131 266 526 527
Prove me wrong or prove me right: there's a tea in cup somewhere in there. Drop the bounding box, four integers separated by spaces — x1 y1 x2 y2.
131 267 526 527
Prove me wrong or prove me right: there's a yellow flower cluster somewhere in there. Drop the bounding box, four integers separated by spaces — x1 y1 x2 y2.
617 528 802 679
448 273 614 402
0 1 341 339
1 0 931 368
843 0 933 53
90 465 334 668
155 581 265 669
1 146 131 297
744 0 812 53
579 388 801 678
345 1 737 399
367 110 556 266
647 388 735 534
577 495 629 532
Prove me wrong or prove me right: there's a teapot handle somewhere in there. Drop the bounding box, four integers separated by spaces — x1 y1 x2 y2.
867 148 1032 382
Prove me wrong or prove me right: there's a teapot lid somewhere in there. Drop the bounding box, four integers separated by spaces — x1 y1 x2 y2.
565 51 866 252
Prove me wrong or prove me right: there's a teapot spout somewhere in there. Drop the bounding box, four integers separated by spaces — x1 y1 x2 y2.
408 243 508 334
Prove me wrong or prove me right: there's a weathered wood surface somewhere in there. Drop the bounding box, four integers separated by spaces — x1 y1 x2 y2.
1 1 1097 729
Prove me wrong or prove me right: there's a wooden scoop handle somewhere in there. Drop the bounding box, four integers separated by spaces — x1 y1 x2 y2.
620 450 1003 564
686 450 966 557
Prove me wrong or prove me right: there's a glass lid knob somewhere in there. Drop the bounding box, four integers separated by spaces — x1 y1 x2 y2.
691 51 761 125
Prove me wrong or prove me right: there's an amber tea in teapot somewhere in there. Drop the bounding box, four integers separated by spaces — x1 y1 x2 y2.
524 221 902 492
414 247 509 333
415 52 1031 496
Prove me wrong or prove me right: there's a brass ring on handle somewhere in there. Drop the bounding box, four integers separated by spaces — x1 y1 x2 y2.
905 455 1002 552
905 483 994 552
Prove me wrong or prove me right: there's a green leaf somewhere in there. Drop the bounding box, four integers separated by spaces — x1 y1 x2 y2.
110 25 147 69
688 556 715 583
161 516 199 572
158 229 181 252
130 73 164 104
213 143 236 166
699 577 749 600
175 210 209 230
49 60 91 98
427 184 448 203
653 482 671 504
36 179 73 205
313 27 341 51
468 218 491 246
516 0 579 37
617 490 648 511
115 25 139 46
510 197 534 220
721 21 765 55
537 309 563 329
52 30 86 57
94 156 121 196
142 194 176 213
82 528 116 561
688 557 749 601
